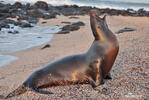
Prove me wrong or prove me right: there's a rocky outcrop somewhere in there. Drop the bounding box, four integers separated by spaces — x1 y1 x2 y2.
57 21 85 34
0 1 149 32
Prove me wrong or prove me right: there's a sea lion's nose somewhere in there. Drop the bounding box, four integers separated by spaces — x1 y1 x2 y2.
90 10 97 17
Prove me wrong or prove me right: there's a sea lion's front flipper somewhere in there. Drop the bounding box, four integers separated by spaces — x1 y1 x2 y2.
94 59 105 85
88 58 104 88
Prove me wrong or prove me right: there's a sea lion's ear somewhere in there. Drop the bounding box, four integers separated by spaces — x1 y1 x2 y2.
102 15 106 21
98 16 103 20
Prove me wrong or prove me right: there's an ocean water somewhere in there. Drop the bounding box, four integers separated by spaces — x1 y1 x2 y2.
0 24 61 67
1 0 149 10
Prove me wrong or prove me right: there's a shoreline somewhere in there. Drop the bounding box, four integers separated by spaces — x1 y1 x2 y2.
0 24 61 67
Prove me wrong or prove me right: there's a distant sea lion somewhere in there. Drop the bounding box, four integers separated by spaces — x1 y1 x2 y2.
0 10 119 99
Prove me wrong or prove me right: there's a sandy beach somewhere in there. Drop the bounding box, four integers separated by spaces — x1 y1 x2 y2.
0 15 149 100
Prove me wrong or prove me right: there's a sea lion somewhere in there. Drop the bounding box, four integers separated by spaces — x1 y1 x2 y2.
0 10 119 99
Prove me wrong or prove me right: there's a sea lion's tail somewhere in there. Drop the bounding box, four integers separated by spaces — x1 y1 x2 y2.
0 85 28 99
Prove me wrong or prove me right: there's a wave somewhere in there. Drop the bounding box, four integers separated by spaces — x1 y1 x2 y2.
1 0 73 5
0 54 18 67
0 24 61 67
1 0 149 10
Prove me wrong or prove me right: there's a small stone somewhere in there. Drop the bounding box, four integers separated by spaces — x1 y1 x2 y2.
61 21 71 24
72 21 85 26
42 21 47 24
34 1 49 10
69 16 79 19
57 30 70 34
116 27 136 34
41 44 51 49
8 30 19 34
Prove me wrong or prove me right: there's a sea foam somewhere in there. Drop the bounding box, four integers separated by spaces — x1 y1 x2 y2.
0 24 61 67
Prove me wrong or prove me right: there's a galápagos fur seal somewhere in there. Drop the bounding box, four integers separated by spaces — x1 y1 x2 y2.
0 10 119 99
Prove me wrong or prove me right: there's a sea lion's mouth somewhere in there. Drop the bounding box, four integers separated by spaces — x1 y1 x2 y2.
90 10 103 22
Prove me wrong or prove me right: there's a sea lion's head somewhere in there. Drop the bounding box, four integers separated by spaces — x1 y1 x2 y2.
90 10 109 40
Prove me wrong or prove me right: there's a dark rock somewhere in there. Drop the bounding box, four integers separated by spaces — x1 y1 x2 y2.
0 6 9 13
13 2 22 8
42 21 47 24
43 13 56 19
109 9 121 15
0 1 149 32
20 22 33 28
0 19 15 28
0 24 10 28
57 21 85 34
28 17 38 24
57 30 70 34
100 88 110 95
57 5 84 16
25 3 31 10
72 21 85 26
137 8 146 16
72 5 79 8
27 9 43 18
15 21 33 28
145 11 149 17
27 8 54 19
61 21 71 24
8 30 19 34
41 44 51 49
0 19 15 25
17 15 29 20
127 9 136 14
69 16 79 19
18 16 39 24
34 1 48 10
11 26 14 29
116 27 136 34
10 13 17 18
62 24 80 31
126 9 137 16
8 8 18 13
0 13 10 18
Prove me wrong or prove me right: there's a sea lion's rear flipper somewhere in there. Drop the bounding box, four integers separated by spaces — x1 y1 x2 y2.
29 87 54 94
2 85 28 99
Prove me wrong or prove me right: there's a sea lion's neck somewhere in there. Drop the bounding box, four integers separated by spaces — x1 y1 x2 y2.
92 21 115 42
97 29 117 44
